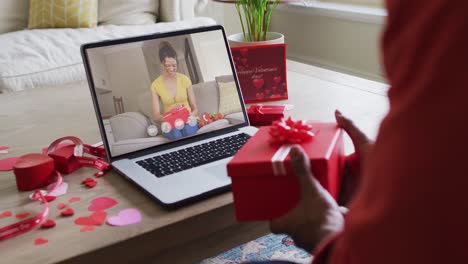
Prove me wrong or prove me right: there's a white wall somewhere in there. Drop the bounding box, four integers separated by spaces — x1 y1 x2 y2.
87 49 113 117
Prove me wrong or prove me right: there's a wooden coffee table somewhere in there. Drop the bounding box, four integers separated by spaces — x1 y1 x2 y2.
0 60 388 264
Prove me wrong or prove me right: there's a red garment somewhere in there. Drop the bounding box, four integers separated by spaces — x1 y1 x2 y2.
314 1 468 263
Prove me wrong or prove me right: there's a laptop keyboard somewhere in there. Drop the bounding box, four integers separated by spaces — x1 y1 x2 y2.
136 133 251 178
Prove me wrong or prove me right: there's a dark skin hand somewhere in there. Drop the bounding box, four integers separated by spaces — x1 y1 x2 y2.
269 110 373 253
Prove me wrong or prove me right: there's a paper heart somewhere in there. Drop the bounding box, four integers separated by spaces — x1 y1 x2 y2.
240 48 249 57
0 210 12 219
61 208 74 217
0 146 9 151
41 219 56 229
47 182 68 197
57 203 67 210
69 197 81 203
0 157 19 171
253 79 264 89
82 178 94 184
94 171 105 178
264 89 271 95
74 211 107 226
107 209 142 227
88 197 118 212
44 196 56 202
273 76 282 84
80 225 95 232
85 181 97 188
16 213 30 219
34 238 48 246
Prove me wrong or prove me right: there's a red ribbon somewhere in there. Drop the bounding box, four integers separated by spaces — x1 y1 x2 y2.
269 117 315 144
251 105 264 115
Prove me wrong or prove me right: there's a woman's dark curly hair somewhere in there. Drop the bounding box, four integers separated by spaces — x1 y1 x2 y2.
159 41 177 63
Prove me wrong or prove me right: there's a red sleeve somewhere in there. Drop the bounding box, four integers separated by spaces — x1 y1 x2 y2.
313 1 468 263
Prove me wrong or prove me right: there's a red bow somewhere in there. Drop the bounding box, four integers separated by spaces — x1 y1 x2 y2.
251 105 264 115
269 118 315 144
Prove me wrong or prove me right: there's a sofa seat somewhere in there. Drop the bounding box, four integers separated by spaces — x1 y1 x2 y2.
0 17 216 93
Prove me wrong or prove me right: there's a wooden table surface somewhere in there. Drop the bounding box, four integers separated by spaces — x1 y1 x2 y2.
0 60 389 264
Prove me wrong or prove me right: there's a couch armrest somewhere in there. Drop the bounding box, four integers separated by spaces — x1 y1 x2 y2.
160 0 206 22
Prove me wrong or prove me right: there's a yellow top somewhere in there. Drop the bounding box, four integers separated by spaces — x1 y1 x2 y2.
151 73 192 113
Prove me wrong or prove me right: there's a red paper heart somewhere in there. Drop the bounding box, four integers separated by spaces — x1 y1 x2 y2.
88 197 118 211
74 211 107 226
0 210 12 219
41 219 56 229
61 208 74 217
85 181 97 188
69 197 81 203
0 157 19 171
0 146 9 151
16 213 30 219
34 238 48 245
253 79 264 89
81 178 94 184
57 203 67 210
80 225 95 232
44 196 56 202
94 171 105 178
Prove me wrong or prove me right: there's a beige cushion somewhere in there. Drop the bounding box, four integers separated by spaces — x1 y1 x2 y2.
99 0 159 25
218 81 242 116
192 80 219 114
0 0 29 34
109 112 150 141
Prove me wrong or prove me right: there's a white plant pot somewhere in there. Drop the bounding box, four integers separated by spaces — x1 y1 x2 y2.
228 32 285 47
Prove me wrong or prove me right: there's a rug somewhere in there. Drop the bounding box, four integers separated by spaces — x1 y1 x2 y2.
199 233 312 264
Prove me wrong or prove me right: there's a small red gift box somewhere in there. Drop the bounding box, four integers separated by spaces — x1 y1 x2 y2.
163 107 190 128
227 121 345 221
247 105 286 126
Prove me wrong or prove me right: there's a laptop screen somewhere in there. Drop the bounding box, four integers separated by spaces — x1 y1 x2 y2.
83 27 247 158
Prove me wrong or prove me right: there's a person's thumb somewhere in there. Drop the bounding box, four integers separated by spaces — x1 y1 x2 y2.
335 110 370 152
289 145 321 198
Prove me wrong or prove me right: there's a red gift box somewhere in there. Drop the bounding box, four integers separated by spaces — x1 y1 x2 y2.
227 122 344 221
163 106 190 128
247 105 286 126
231 44 288 103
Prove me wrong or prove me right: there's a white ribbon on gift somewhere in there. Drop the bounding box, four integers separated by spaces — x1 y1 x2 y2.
271 144 294 176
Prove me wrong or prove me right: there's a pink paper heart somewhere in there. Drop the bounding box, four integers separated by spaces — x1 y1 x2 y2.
0 146 10 151
47 182 68 197
107 208 142 226
88 197 118 212
0 157 19 171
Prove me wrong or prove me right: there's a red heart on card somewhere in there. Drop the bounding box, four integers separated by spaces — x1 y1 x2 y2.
272 86 277 92
241 58 248 65
69 197 81 203
16 213 30 219
34 238 48 245
255 93 265 100
253 79 264 89
264 89 271 95
74 211 107 226
80 225 95 232
88 197 118 211
273 76 282 84
0 211 12 219
57 203 66 210
240 48 249 57
61 208 74 217
41 219 56 229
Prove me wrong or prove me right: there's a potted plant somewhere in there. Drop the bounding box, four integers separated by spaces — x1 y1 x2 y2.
212 0 296 46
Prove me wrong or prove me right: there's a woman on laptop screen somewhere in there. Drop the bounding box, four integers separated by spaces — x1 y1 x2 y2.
151 41 199 140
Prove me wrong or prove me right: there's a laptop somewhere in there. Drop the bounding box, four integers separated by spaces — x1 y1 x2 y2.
81 25 257 208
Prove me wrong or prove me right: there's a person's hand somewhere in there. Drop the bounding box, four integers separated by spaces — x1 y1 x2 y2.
335 110 373 204
269 146 344 252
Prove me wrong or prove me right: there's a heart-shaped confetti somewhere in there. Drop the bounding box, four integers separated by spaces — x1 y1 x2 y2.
80 225 95 232
41 219 56 229
94 171 105 178
0 157 19 171
107 208 142 226
88 197 117 212
74 211 107 226
57 203 67 210
69 197 81 203
85 181 97 188
47 182 68 197
44 196 56 202
0 211 12 219
61 208 74 217
34 238 48 246
16 213 30 219
0 146 9 151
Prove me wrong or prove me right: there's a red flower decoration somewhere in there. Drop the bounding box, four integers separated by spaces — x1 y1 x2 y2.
269 118 315 144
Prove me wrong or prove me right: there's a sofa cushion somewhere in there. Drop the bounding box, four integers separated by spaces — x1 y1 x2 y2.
99 0 158 25
28 0 98 29
109 112 150 141
0 17 217 93
192 80 219 115
218 81 242 116
0 0 29 34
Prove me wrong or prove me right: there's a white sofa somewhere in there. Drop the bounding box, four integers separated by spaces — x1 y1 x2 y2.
0 0 212 93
